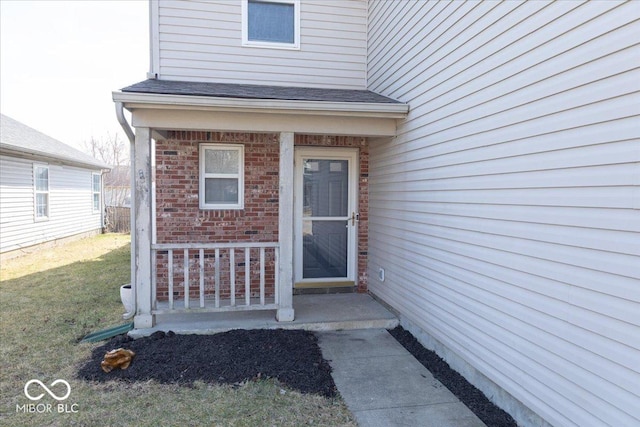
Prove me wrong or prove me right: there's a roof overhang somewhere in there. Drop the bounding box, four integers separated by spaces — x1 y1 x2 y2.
114 91 409 118
113 89 409 137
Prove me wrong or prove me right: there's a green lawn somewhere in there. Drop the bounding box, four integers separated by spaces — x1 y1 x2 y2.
0 234 355 426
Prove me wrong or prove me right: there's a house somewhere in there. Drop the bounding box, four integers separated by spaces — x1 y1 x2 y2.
0 114 110 259
113 1 639 426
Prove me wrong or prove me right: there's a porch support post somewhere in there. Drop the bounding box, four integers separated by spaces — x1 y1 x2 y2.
133 127 155 328
277 131 295 321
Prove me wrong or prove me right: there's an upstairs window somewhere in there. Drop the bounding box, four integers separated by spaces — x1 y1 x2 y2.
242 0 300 49
199 144 244 210
34 164 49 220
92 173 101 212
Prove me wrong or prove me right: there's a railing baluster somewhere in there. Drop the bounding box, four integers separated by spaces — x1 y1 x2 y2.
230 248 235 307
274 247 279 305
168 249 174 310
184 249 189 310
199 248 205 308
245 248 251 306
153 243 279 313
215 248 220 308
151 249 157 310
260 247 265 306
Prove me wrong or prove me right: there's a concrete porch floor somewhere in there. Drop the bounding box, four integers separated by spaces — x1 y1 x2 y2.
129 293 399 338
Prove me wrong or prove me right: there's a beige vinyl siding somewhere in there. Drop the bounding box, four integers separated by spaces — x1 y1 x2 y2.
0 156 104 253
155 0 367 89
367 1 640 427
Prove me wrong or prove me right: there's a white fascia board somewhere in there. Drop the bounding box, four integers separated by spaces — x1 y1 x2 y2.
112 91 409 119
130 108 399 137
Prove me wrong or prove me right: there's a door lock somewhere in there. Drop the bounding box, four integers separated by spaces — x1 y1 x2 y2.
351 212 360 226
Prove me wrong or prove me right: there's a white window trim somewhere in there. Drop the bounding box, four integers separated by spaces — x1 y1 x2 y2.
199 144 245 210
92 172 102 213
241 0 301 50
33 164 49 221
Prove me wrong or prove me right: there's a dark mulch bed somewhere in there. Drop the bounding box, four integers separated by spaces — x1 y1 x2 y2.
78 326 518 426
77 329 337 397
389 326 517 427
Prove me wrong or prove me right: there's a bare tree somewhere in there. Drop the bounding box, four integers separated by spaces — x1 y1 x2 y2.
84 133 128 167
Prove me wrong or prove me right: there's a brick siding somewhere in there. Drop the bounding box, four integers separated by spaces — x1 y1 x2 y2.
154 131 369 301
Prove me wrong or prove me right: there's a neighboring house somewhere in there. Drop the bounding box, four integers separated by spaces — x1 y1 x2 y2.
0 114 109 258
113 1 639 426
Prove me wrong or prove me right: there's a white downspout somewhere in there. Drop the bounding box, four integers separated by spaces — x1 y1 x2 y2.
116 101 136 320
116 102 135 143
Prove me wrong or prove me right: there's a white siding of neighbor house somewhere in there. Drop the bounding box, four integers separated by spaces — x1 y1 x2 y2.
0 155 104 254
367 1 640 427
153 0 367 88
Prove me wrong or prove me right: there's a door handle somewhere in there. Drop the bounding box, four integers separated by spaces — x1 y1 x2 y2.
351 212 359 226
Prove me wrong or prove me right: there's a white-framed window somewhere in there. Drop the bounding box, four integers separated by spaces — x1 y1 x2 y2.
33 164 49 220
242 0 300 49
92 173 101 213
199 144 244 210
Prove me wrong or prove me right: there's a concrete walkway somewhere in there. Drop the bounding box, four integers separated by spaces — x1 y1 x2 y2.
317 329 487 427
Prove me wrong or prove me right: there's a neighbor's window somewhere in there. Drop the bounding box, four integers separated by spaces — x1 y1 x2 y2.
92 173 101 212
34 164 49 220
199 144 244 210
242 0 300 49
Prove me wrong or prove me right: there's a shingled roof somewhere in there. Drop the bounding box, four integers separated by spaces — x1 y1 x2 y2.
0 114 109 169
122 79 402 104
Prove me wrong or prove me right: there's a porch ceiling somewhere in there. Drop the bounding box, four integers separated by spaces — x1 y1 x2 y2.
113 79 409 137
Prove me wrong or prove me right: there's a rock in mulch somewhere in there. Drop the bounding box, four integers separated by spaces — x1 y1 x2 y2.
77 329 337 397
389 326 517 427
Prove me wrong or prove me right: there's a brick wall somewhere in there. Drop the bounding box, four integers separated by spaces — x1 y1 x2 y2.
156 131 280 244
154 131 369 301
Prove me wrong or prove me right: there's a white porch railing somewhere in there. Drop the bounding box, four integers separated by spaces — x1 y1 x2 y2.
151 242 279 314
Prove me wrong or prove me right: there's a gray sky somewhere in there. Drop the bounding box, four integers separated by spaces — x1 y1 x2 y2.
1 0 149 151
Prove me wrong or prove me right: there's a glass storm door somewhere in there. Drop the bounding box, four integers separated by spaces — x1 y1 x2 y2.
294 148 358 287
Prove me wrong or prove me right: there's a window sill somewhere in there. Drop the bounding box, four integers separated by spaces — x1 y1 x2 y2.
242 41 300 50
199 206 244 211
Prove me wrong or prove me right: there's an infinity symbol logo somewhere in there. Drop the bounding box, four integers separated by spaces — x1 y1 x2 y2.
24 379 71 401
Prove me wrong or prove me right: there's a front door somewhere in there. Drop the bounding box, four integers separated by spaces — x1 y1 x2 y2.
294 148 358 288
